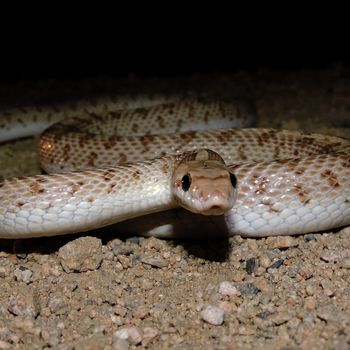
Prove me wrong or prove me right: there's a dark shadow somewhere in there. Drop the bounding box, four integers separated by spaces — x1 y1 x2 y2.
0 210 233 262
109 209 233 262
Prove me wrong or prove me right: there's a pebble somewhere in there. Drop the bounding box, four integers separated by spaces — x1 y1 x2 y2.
304 296 317 310
245 258 257 274
132 306 149 319
110 239 135 256
320 279 335 296
48 296 69 315
304 233 317 241
113 326 143 345
270 312 291 325
339 257 350 269
320 251 339 263
113 338 129 350
256 310 273 319
141 255 168 268
218 281 237 296
316 305 335 323
268 259 284 269
142 327 159 346
8 292 40 318
13 266 33 284
0 258 14 278
239 283 260 295
266 236 298 249
58 237 103 272
200 305 225 325
259 255 271 268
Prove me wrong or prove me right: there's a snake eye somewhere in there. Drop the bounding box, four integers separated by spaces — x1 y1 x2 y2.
181 174 192 191
229 172 237 188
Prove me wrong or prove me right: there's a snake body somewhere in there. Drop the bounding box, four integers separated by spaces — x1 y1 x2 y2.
0 96 349 239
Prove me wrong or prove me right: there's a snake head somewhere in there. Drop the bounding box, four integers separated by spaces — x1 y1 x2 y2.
172 149 237 215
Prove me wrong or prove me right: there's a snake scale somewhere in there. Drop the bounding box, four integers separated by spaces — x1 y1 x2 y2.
0 95 349 239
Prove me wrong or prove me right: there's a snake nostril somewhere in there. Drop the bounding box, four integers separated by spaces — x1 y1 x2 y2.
181 174 192 192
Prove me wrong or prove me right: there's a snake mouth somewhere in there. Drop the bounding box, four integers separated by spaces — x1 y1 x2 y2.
199 202 234 216
201 206 230 216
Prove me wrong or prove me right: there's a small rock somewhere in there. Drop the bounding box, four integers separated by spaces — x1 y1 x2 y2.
245 258 257 274
110 239 135 257
113 326 143 345
304 233 316 241
201 305 225 325
142 327 159 346
305 284 317 296
8 292 40 318
298 264 314 279
304 296 317 310
256 310 273 319
141 279 153 291
268 259 284 269
14 266 33 284
239 283 260 295
58 236 103 272
267 236 298 249
48 296 69 315
113 338 129 350
0 258 14 278
141 255 168 268
320 251 339 263
271 312 291 325
126 236 140 244
259 255 271 268
317 304 339 323
339 257 350 269
140 236 168 251
0 267 7 278
133 306 149 319
218 281 237 296
320 279 335 296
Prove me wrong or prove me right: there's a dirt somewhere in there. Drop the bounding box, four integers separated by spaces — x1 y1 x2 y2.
0 66 350 349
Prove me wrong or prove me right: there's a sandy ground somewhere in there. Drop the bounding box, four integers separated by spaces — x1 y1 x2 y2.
0 67 349 349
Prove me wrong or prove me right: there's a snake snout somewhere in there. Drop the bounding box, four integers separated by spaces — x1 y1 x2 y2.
197 187 236 215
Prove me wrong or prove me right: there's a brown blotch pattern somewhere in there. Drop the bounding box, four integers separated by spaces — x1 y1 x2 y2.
132 170 141 181
29 181 43 195
103 136 119 149
62 144 71 161
321 169 340 188
118 153 127 164
293 184 311 205
87 152 98 167
157 115 165 129
132 123 139 133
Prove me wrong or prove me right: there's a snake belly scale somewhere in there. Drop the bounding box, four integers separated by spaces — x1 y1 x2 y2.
0 96 349 239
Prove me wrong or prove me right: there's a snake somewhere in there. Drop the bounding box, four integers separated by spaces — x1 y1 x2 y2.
0 95 349 239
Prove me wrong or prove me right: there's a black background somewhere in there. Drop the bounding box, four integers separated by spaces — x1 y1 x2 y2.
0 13 349 82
